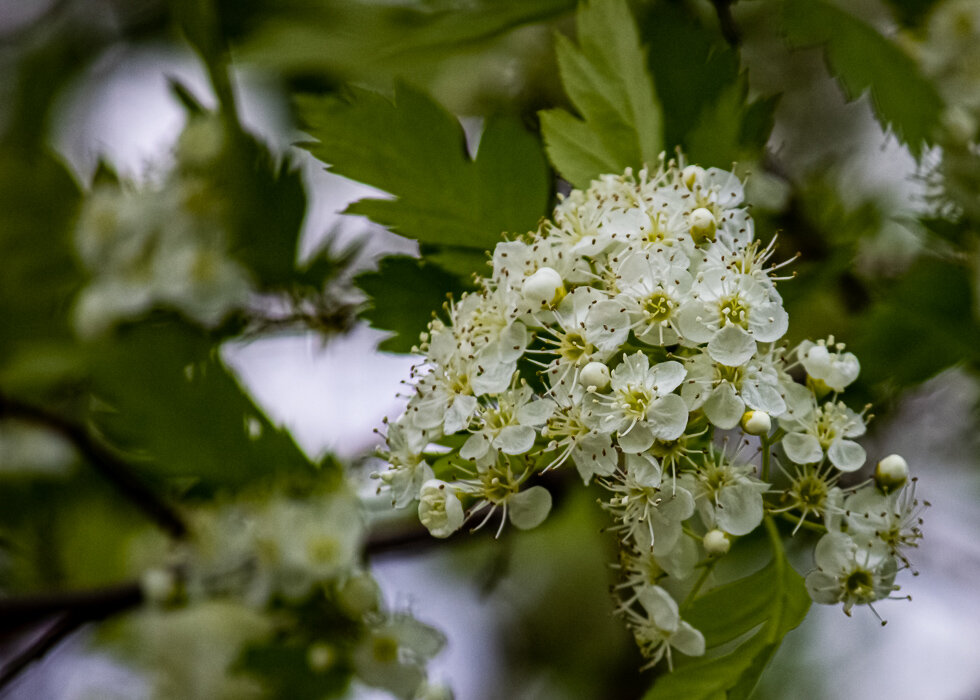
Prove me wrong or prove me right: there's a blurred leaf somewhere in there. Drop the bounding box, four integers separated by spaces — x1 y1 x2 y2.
0 149 84 396
232 0 574 84
421 244 491 280
646 519 810 699
354 256 464 353
849 257 980 390
540 0 663 188
883 0 942 27
238 641 351 699
638 2 740 153
88 318 316 488
298 83 550 250
780 0 943 158
226 144 308 288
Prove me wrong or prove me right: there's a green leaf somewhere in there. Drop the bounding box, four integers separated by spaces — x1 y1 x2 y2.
238 641 352 699
227 144 308 288
354 256 465 353
849 257 980 391
638 3 740 153
540 0 663 188
0 149 85 396
685 81 780 169
88 318 316 488
233 0 575 85
645 518 811 699
298 83 550 250
780 0 943 158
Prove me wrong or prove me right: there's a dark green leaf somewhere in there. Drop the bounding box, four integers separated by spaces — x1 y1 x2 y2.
645 519 810 699
540 0 663 188
233 0 575 85
781 0 943 158
354 256 465 353
88 318 316 488
298 83 550 250
638 3 740 153
849 257 980 390
0 149 84 396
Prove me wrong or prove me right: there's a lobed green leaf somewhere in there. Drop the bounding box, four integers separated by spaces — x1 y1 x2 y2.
298 82 550 251
780 0 944 158
645 518 811 699
540 0 663 188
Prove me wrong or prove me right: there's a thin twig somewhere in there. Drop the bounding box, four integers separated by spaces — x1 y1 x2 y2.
711 0 741 47
0 393 187 538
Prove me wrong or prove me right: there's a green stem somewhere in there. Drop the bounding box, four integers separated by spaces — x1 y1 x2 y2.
680 560 715 611
761 434 771 482
777 511 827 535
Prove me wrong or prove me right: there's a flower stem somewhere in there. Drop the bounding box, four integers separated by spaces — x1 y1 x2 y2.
680 560 715 611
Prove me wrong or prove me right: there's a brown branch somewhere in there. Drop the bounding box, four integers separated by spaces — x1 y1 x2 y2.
711 0 741 47
0 393 188 539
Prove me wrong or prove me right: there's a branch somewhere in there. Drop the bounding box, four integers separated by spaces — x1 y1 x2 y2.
711 0 741 47
0 393 188 538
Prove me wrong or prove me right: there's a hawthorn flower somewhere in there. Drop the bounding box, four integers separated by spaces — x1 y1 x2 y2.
418 479 465 539
680 350 785 429
353 613 446 699
613 249 693 346
805 532 898 616
459 382 554 461
602 453 696 554
377 422 435 508
623 585 705 669
677 265 788 366
781 399 867 471
843 480 927 567
690 454 768 536
797 337 860 395
584 352 688 453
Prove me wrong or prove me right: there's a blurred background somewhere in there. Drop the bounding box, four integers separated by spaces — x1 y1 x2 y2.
1 0 979 698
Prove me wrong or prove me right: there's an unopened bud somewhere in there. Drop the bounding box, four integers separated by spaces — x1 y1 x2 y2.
522 267 565 308
140 567 177 605
740 410 772 436
682 165 705 189
307 642 337 672
580 361 611 392
689 207 717 243
875 454 909 493
337 572 381 617
703 529 730 556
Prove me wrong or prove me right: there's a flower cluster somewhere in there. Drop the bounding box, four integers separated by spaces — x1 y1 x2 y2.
137 486 448 699
72 115 251 338
376 155 926 667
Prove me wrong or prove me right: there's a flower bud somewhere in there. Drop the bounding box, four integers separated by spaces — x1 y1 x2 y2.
307 642 337 673
740 410 772 436
682 165 705 189
875 454 909 493
140 567 178 605
580 361 611 392
337 572 382 617
703 529 731 556
689 207 717 243
522 267 565 308
418 479 465 538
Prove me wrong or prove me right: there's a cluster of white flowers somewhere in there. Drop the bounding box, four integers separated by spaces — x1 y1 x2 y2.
139 487 449 699
376 155 926 667
72 116 251 338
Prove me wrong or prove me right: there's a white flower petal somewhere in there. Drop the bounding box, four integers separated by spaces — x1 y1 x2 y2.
782 432 823 465
828 439 866 472
707 323 756 367
508 486 552 530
